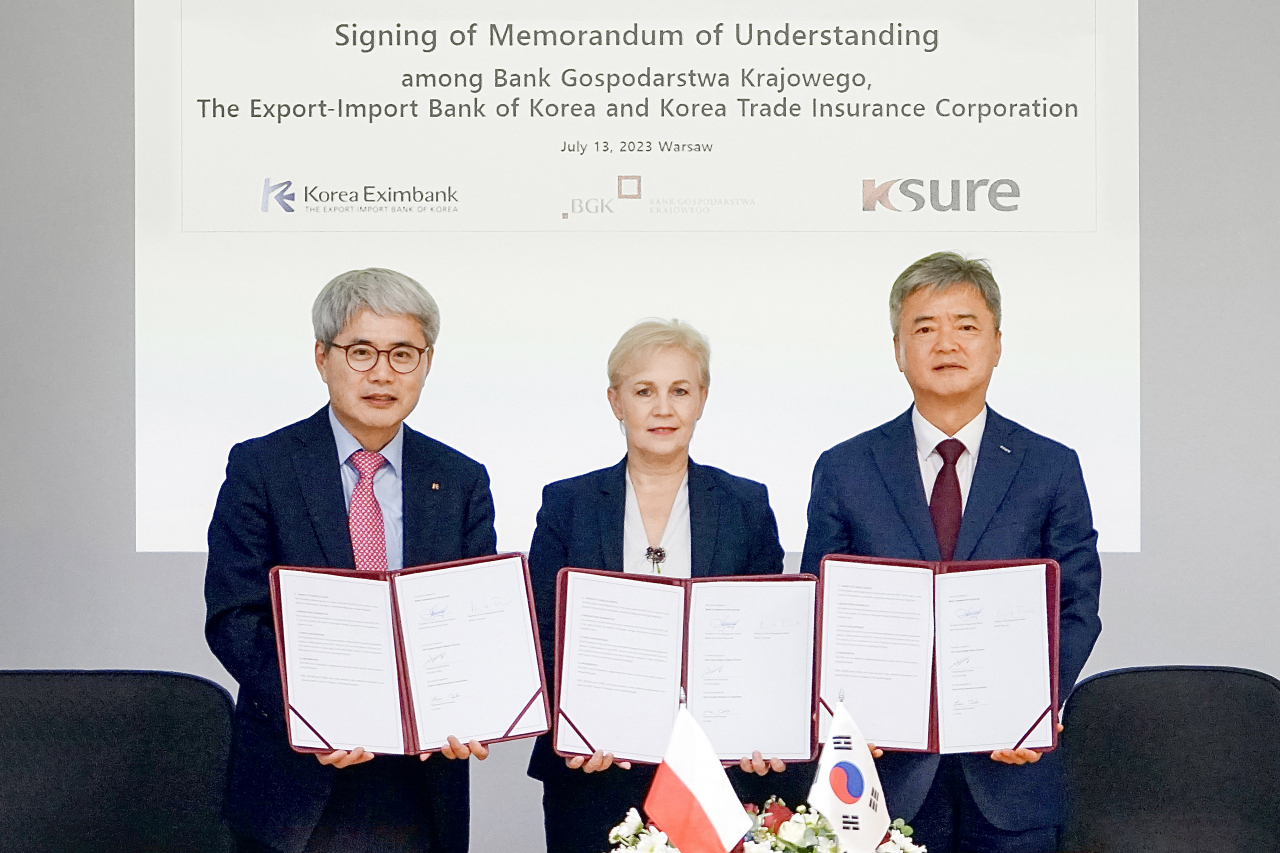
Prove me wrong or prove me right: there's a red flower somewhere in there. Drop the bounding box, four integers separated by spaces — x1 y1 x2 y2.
742 803 759 814
760 801 793 833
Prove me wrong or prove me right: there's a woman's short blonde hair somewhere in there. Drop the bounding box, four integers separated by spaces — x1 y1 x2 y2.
607 319 711 389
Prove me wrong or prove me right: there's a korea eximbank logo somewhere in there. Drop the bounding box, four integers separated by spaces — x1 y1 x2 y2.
262 178 295 213
863 178 1021 212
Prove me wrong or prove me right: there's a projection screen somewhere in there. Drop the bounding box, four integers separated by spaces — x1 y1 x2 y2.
135 0 1138 553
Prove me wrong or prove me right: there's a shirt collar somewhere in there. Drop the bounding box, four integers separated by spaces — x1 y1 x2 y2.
912 405 988 458
328 405 404 474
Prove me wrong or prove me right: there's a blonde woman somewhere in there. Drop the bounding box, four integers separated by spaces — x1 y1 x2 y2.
524 319 801 852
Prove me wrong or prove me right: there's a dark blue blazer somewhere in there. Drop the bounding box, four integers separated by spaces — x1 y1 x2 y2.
204 407 497 853
524 457 787 787
800 407 1102 832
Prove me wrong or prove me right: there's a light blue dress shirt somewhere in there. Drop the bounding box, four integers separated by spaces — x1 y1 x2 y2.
328 406 404 571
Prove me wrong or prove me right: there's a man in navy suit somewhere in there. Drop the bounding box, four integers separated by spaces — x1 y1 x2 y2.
801 252 1102 852
205 268 496 853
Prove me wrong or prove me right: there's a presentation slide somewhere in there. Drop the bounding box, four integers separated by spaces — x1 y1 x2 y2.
136 0 1138 552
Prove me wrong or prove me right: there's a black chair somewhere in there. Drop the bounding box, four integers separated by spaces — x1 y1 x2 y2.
1060 665 1280 852
0 670 236 853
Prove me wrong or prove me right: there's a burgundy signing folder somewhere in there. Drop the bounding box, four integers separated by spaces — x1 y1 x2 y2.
269 553 550 755
818 555 1061 755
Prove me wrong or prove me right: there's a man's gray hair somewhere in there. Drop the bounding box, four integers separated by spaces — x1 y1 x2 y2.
312 268 441 347
889 252 1002 335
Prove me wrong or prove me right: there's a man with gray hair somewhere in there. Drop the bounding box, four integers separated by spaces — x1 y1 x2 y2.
205 268 497 853
801 252 1102 852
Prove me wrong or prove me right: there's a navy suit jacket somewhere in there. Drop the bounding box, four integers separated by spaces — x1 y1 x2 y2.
800 407 1102 832
204 407 497 853
523 458 787 790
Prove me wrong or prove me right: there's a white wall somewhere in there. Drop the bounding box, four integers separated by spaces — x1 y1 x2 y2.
1 3 1278 849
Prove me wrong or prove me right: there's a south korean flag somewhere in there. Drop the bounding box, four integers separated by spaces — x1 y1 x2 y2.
806 700 890 853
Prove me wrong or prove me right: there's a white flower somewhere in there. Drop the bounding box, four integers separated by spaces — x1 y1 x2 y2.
777 815 817 847
816 836 838 853
635 829 673 852
776 819 805 845
609 808 645 843
742 841 774 853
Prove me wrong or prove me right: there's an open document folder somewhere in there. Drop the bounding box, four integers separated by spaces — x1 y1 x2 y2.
553 568 820 765
269 554 549 755
818 556 1061 754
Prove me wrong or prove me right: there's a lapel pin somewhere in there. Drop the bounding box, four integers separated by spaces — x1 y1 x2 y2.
431 483 440 490
999 445 1011 453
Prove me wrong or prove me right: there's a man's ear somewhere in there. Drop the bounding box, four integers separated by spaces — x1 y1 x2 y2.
315 340 328 376
994 330 1002 367
893 336 905 373
420 345 434 381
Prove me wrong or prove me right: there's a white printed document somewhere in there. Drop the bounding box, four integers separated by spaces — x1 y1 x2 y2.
819 557 1058 754
686 580 816 759
819 561 935 750
272 554 549 754
555 570 818 764
277 570 406 753
935 565 1053 753
555 572 686 763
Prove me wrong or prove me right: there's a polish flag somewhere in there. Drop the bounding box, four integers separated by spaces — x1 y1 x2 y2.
644 707 752 853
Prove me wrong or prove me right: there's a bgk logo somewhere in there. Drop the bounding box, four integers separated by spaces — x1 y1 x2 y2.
862 178 1020 212
261 178 295 213
570 198 615 214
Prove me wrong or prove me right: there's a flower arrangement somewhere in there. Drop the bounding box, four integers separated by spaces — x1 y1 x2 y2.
738 798 839 852
607 801 924 853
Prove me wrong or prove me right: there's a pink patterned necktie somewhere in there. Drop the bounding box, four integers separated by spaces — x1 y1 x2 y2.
348 450 388 572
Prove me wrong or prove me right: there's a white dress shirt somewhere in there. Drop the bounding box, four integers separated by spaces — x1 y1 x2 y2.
912 406 988 512
329 406 405 571
623 469 692 577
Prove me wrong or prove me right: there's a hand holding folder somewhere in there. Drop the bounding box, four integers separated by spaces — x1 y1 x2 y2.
312 734 491 769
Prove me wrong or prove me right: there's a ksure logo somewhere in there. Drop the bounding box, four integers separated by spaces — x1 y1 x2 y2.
862 178 1020 212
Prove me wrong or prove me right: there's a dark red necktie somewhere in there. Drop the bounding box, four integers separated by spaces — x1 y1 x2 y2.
930 438 966 561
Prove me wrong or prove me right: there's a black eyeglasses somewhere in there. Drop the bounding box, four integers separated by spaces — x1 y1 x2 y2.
328 342 430 374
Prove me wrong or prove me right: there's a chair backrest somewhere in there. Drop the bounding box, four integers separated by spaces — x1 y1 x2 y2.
0 670 235 853
1060 665 1280 853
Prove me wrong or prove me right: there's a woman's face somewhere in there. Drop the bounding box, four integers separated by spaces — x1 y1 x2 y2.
608 346 708 461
